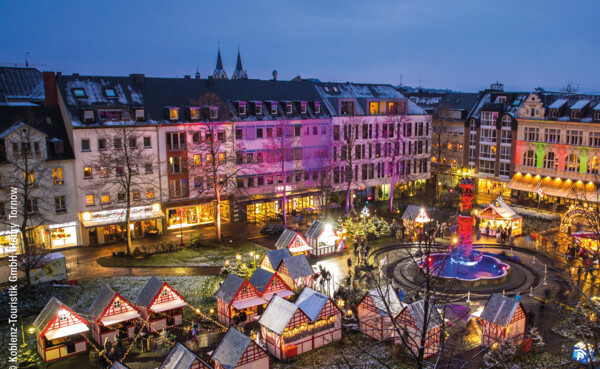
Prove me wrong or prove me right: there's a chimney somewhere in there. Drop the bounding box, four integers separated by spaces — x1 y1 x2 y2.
130 73 145 85
195 71 200 79
272 70 278 81
184 75 190 79
43 71 58 106
490 81 504 92
56 72 62 78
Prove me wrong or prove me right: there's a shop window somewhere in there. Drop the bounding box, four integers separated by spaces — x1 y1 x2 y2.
145 163 153 174
101 194 110 204
146 188 154 199
55 196 66 213
83 166 93 179
85 194 95 206
52 168 64 185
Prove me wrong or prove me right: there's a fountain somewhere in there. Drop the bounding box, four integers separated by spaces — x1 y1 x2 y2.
421 179 510 286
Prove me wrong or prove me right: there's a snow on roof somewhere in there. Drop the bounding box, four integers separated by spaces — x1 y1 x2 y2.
571 99 590 110
275 229 298 249
365 284 404 317
480 293 521 327
281 255 314 280
249 268 274 293
403 300 443 333
549 99 568 109
214 274 244 304
88 285 118 321
33 297 63 332
401 205 424 220
258 295 298 335
407 99 427 115
212 327 253 369
136 276 165 307
110 362 130 369
264 248 291 269
159 342 210 369
594 102 600 111
481 197 522 220
295 288 329 321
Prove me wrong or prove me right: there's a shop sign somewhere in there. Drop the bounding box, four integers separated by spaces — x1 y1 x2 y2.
49 221 77 230
572 342 593 364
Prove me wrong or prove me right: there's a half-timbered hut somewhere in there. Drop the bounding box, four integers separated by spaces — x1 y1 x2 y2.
394 300 443 358
159 342 212 369
110 362 131 369
258 288 343 360
136 277 187 333
358 284 404 341
88 285 141 345
33 297 89 362
276 255 315 289
305 220 339 257
275 229 312 256
214 274 264 325
480 293 526 347
211 327 270 369
249 267 294 302
258 248 291 272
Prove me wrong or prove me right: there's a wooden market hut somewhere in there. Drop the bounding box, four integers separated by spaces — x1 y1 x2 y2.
258 288 343 360
159 342 212 369
88 285 141 345
477 197 523 237
358 284 404 341
249 267 294 302
276 254 315 289
32 297 89 362
211 327 269 369
394 300 443 358
214 274 264 326
259 248 292 272
136 277 187 333
401 205 430 237
480 293 526 347
275 229 313 256
305 220 339 257
110 362 131 369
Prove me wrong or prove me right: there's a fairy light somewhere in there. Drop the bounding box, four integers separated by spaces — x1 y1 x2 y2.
281 316 336 339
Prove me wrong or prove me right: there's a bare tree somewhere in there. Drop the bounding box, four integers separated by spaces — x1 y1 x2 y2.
382 114 410 213
333 116 364 214
431 104 462 201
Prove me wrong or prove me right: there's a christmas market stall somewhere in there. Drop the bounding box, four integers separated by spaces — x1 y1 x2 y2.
258 288 343 360
136 277 187 333
305 220 340 257
159 342 212 369
214 274 264 326
259 248 292 272
211 327 270 369
110 362 130 369
358 284 404 341
477 197 523 237
394 300 443 358
276 254 315 289
401 206 430 237
33 297 89 362
88 285 141 345
276 229 313 256
249 267 294 302
480 293 526 347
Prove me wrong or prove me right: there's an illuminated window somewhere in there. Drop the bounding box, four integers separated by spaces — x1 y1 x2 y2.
58 311 68 321
83 167 93 179
113 299 121 309
135 109 145 122
218 152 225 163
543 152 558 169
104 89 116 97
565 154 580 172
193 154 202 166
73 88 86 97
100 167 109 177
588 157 600 174
23 171 35 187
146 188 154 199
161 289 168 297
85 194 95 206
369 102 380 115
190 107 200 120
101 194 110 204
523 150 536 167
52 168 64 185
169 108 179 120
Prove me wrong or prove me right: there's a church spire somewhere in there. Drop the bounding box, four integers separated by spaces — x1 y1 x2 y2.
212 45 228 79
231 45 247 80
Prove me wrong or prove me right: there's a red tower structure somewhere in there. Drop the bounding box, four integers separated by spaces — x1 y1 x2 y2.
456 179 475 260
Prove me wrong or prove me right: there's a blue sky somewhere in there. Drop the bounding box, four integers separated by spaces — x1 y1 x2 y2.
1 0 598 93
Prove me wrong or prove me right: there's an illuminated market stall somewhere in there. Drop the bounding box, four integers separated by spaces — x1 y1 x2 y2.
275 229 313 256
476 197 522 237
136 277 187 333
401 205 430 237
88 285 141 345
305 220 340 257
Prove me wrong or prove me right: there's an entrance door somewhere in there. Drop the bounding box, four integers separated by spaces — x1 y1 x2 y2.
89 228 98 244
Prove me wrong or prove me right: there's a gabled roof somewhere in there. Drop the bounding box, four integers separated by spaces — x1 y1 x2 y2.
480 293 522 327
33 297 63 332
401 205 423 220
401 300 443 333
159 342 211 369
249 268 275 293
306 219 326 239
212 327 254 369
88 285 119 321
136 276 165 307
295 288 329 321
33 297 88 337
280 255 314 280
0 67 44 103
110 362 130 369
263 248 291 270
363 284 404 317
214 274 245 304
258 295 299 335
480 197 522 221
275 229 299 248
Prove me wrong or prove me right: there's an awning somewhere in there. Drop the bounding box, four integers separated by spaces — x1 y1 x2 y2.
289 245 312 254
232 297 266 310
507 174 541 192
100 310 140 326
45 323 89 340
151 300 187 313
538 177 573 199
82 209 165 228
262 290 295 302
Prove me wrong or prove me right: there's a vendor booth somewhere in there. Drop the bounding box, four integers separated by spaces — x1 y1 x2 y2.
136 277 187 333
275 229 313 256
33 297 89 362
306 220 340 257
477 197 522 237
88 285 141 345
401 205 430 237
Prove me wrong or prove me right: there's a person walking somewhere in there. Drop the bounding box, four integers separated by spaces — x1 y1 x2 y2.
139 325 149 352
114 333 123 358
347 256 352 269
239 310 247 330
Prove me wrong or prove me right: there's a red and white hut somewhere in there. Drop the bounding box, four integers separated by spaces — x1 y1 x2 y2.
258 287 343 360
276 254 315 289
214 274 264 326
305 220 340 257
275 229 313 257
259 248 291 272
136 277 187 333
159 342 212 369
480 293 526 347
88 285 141 345
394 300 443 358
358 284 404 341
32 297 89 362
211 327 270 369
249 267 294 302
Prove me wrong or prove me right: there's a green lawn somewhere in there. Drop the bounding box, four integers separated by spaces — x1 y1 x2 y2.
97 242 269 268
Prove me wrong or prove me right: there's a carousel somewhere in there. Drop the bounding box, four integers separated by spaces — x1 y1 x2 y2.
477 197 522 237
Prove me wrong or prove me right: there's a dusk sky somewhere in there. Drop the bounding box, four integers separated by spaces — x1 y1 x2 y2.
1 0 598 93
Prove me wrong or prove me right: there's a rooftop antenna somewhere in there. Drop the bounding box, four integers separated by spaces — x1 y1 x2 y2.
23 51 30 67
399 73 403 88
418 74 423 89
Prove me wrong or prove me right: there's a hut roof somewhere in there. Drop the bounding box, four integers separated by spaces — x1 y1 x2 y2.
480 293 521 327
364 284 404 317
159 342 211 369
212 327 253 369
280 255 314 280
214 274 244 304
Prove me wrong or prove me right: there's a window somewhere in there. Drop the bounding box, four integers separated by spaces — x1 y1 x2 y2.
104 88 116 97
247 177 255 187
100 167 108 177
113 299 121 309
132 165 139 175
236 129 243 140
499 162 510 177
143 136 151 148
286 102 293 115
481 112 497 126
192 132 201 144
168 156 183 174
83 110 94 123
301 103 307 114
236 153 244 165
479 160 495 174
314 102 321 114
543 152 558 169
247 153 254 163
257 176 264 186
52 168 64 184
545 129 560 144
55 196 66 213
237 178 244 188
128 137 136 149
322 126 327 135
341 101 354 115
85 194 95 206
480 128 497 143
566 130 583 146
590 132 600 147
295 126 301 137
166 132 186 151
500 146 511 161
313 126 318 135
147 188 154 199
97 138 106 151
132 191 140 201
524 127 539 142
169 108 179 120
0 203 4 217
81 139 90 151
135 109 145 122
190 107 200 120
588 157 600 174
256 152 263 163
255 104 263 115
238 103 247 116
501 115 512 128
116 166 125 176
369 101 380 115
101 193 110 204
266 127 273 138
114 138 122 149
117 193 126 202
500 130 511 144
73 88 86 97
98 109 123 120
271 102 278 115
256 128 264 139
565 154 580 172
218 152 226 163
216 131 225 142
144 163 153 174
83 166 93 179
479 145 494 159
194 176 203 189
333 126 340 141
169 179 188 198
33 142 41 158
523 150 537 167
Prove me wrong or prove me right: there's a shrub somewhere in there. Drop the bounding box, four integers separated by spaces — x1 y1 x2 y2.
260 223 285 235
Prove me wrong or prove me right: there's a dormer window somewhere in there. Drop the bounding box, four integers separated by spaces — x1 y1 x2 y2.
594 110 600 121
571 110 581 120
255 103 263 115
73 88 86 98
332 86 339 92
496 96 506 103
549 109 559 119
104 88 117 98
238 103 247 116
210 107 219 120
54 140 64 155
190 107 200 120
135 109 144 122
324 86 330 92
314 102 321 114
300 102 307 114
341 101 354 115
169 108 179 120
286 102 293 115
83 110 94 123
271 102 278 115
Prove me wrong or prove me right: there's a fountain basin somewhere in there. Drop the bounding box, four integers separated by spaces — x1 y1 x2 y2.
420 253 510 287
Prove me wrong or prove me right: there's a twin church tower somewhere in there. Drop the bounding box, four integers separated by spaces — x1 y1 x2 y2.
211 47 247 80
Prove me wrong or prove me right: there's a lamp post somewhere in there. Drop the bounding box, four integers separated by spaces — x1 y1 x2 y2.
177 208 184 247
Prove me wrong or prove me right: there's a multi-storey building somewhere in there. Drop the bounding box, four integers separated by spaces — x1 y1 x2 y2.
510 92 600 207
315 82 431 204
464 84 524 197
